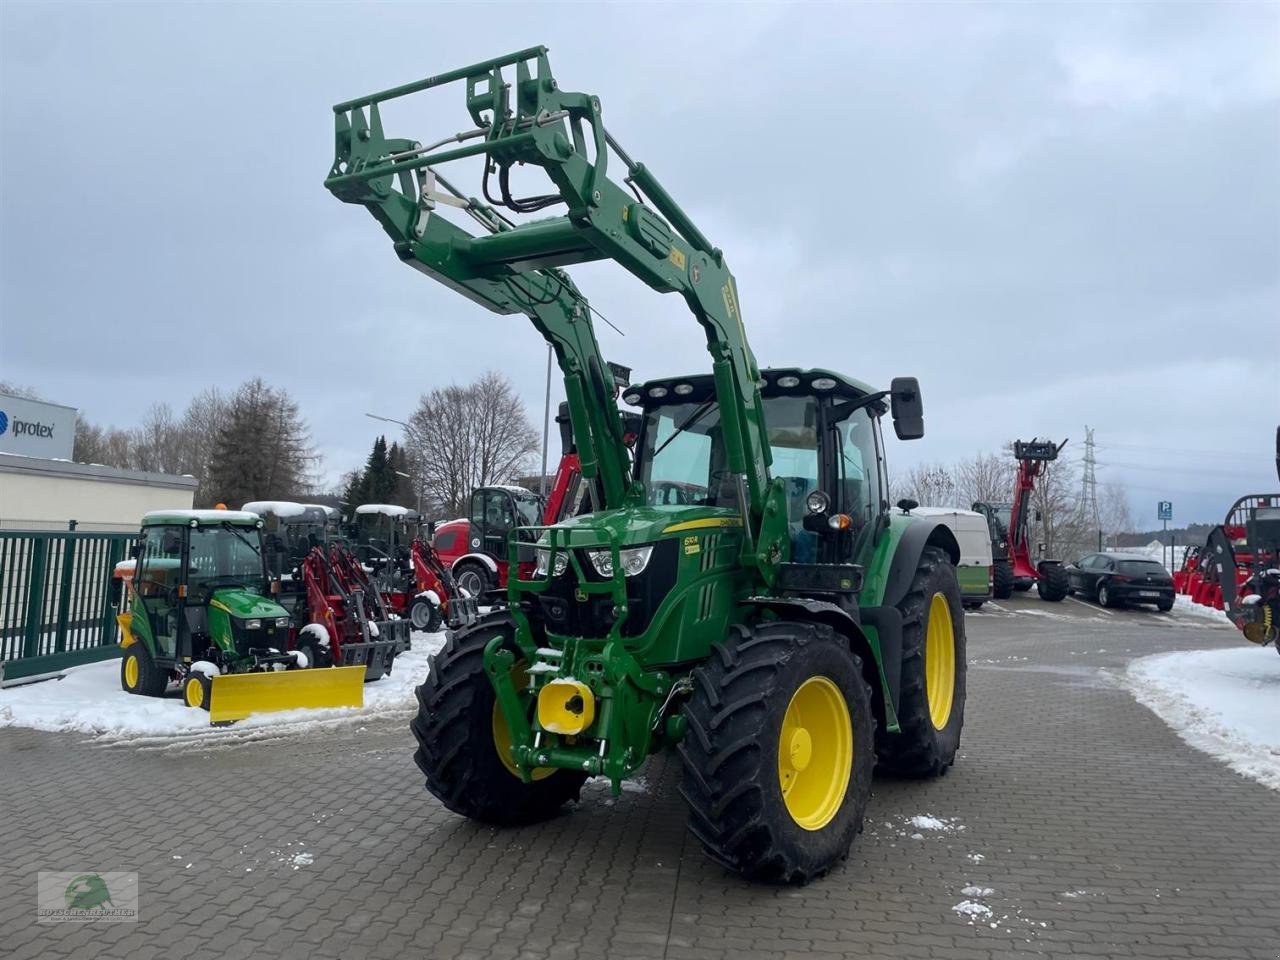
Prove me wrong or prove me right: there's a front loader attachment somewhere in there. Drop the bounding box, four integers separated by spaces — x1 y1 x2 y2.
201 666 367 725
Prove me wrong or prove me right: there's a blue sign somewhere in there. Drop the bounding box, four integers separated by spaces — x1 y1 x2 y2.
1158 500 1173 521
0 410 8 436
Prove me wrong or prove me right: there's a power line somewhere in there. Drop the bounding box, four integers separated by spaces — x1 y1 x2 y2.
1094 441 1262 461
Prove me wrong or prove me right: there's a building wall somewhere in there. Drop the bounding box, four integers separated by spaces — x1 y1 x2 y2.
0 455 195 531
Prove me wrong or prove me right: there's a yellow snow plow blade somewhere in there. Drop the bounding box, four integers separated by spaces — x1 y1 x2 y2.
205 666 366 724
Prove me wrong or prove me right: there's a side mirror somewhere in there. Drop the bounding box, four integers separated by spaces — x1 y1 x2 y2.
896 498 919 514
425 520 436 539
130 541 143 559
889 377 924 440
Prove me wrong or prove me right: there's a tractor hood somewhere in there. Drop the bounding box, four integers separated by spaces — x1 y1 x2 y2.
545 504 743 548
209 589 289 621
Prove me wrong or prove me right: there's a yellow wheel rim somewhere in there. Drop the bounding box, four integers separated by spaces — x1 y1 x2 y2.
777 676 853 831
184 676 205 709
123 655 139 689
925 592 956 730
492 662 554 782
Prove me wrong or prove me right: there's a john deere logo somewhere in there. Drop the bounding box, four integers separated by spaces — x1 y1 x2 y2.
64 874 113 911
0 410 7 436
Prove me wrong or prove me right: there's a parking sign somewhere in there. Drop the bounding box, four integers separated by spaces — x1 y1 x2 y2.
1158 501 1173 521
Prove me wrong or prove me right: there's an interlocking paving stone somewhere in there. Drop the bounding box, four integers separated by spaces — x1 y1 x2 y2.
2 594 1278 958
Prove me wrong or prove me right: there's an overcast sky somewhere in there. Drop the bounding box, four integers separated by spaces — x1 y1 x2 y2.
2 2 1277 526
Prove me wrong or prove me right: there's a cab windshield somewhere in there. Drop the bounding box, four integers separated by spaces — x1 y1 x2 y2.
188 526 268 597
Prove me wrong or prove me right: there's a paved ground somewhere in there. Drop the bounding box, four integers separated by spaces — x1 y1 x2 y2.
3 593 1278 960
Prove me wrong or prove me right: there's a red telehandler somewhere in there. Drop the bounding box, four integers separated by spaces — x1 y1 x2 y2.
972 439 1071 601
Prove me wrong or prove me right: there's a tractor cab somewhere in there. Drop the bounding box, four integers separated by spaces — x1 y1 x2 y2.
970 501 1012 562
242 501 333 577
467 486 543 561
622 368 920 577
352 504 420 564
120 510 294 678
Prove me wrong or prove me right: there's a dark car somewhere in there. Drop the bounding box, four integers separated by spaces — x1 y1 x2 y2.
1066 552 1175 611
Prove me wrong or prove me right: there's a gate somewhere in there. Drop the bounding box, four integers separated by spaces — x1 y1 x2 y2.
0 530 133 683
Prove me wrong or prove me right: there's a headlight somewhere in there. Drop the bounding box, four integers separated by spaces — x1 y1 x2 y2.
274 617 290 628
588 545 654 579
534 548 569 578
805 490 830 514
243 619 262 630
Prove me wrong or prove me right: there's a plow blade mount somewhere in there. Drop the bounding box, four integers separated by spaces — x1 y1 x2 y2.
204 666 367 724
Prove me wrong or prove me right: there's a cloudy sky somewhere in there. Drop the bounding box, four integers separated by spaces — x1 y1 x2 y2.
2 2 1276 525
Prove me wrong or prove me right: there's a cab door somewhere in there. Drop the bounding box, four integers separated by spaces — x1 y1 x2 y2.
134 526 185 659
477 490 516 560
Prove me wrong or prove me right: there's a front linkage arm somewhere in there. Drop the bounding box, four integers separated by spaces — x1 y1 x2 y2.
324 47 789 582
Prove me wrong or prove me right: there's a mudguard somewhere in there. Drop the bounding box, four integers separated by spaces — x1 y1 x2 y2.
743 596 897 731
858 519 960 721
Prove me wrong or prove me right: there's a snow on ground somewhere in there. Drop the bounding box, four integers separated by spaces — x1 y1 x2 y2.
0 630 448 742
1125 646 1280 790
1171 593 1233 625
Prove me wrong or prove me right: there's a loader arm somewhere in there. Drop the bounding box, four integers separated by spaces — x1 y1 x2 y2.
324 47 786 579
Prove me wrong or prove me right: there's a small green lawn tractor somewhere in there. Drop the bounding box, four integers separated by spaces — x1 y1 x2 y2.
117 509 365 723
326 48 967 883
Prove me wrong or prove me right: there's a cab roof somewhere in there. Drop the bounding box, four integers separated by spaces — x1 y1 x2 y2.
623 367 877 406
142 509 261 527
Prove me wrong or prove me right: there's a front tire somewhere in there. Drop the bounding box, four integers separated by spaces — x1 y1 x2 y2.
678 620 875 884
877 546 966 778
992 560 1014 600
453 561 494 600
121 643 168 697
411 615 585 825
1036 563 1069 601
410 596 443 632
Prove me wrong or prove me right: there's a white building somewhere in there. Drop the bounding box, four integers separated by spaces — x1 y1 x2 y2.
0 453 196 531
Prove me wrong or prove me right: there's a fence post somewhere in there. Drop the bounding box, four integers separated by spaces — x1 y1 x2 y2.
22 537 49 659
99 538 126 647
54 535 77 652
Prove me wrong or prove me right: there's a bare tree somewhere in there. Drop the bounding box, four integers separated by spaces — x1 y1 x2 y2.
1098 480 1133 547
132 403 185 474
73 417 134 468
900 462 957 507
0 380 41 400
406 371 540 517
1028 458 1081 559
953 452 1014 508
177 387 227 504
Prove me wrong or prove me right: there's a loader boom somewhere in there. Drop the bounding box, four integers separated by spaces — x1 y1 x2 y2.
325 47 786 579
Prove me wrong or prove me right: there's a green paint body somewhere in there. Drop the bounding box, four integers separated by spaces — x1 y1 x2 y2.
326 50 954 788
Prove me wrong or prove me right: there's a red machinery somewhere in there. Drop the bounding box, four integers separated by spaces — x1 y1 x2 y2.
1192 494 1280 642
432 465 577 599
433 386 638 600
349 503 470 631
973 439 1070 602
294 543 410 680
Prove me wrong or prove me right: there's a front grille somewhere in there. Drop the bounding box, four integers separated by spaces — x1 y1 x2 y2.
535 540 678 638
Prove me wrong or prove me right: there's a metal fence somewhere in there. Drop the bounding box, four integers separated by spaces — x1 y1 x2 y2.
0 529 133 682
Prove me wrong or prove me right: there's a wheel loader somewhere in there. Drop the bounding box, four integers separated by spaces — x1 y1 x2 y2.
116 509 366 723
325 48 967 882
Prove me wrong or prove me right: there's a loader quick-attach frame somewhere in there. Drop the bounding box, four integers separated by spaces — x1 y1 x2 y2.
327 47 964 856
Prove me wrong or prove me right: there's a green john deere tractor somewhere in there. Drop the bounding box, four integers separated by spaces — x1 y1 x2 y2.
326 48 966 882
117 509 366 723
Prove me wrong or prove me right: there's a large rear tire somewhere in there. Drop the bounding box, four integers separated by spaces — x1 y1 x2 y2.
876 547 966 778
411 614 585 825
1036 563 1069 601
679 620 875 884
992 560 1014 600
121 643 168 698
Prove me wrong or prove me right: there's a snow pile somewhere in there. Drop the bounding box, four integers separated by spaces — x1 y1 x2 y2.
1172 594 1232 625
907 814 962 832
0 630 448 741
1125 646 1280 790
952 900 992 919
961 885 995 897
